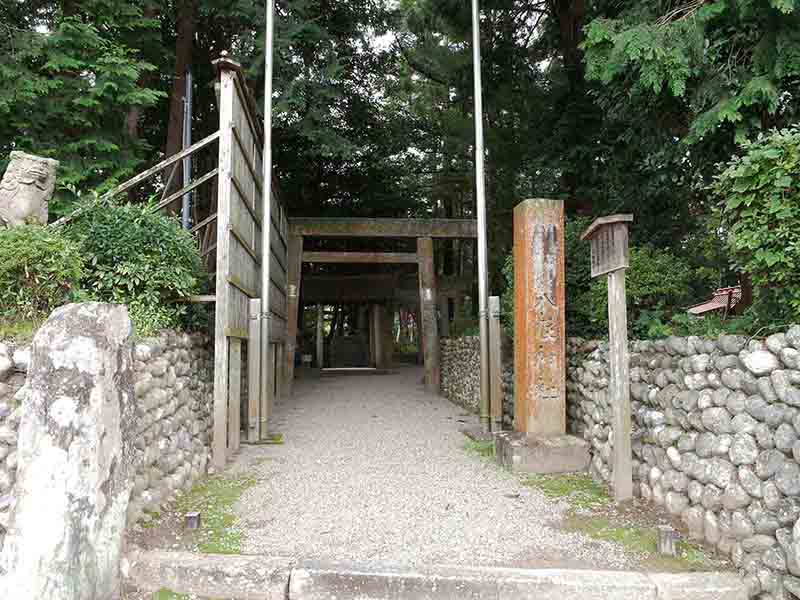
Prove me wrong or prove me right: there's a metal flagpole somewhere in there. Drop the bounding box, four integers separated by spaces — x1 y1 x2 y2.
260 0 275 438
181 68 193 230
471 0 491 432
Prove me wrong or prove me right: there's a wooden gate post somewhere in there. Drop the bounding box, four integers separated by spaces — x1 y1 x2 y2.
417 237 440 391
489 295 503 431
581 214 633 503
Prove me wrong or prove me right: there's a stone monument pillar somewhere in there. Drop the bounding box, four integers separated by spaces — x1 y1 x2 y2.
495 199 589 474
513 198 566 436
0 303 136 600
0 151 59 227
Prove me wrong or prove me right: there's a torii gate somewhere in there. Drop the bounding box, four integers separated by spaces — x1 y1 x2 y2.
282 218 478 395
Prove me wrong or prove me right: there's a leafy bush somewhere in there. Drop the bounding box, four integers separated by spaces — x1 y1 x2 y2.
0 225 83 323
581 245 695 338
502 236 696 339
713 127 800 323
63 199 205 335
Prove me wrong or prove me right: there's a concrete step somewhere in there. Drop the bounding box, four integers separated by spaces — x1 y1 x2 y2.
124 549 746 600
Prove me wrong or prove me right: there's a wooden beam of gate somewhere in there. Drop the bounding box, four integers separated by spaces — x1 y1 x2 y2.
289 218 477 238
302 251 418 264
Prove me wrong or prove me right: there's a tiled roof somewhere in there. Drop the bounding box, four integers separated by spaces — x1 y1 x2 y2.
687 286 742 316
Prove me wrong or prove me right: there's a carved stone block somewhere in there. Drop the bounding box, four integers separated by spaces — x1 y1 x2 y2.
0 151 59 227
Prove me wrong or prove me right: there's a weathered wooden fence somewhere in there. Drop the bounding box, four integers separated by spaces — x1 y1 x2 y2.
213 56 288 468
52 55 289 471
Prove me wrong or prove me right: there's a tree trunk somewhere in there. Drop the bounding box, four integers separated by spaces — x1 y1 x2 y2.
165 0 197 199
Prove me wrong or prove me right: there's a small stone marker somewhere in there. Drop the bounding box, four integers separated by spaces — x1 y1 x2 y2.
657 525 679 557
581 214 633 503
185 511 201 530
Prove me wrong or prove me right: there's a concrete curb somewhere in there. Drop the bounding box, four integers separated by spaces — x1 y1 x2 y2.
123 550 747 600
289 561 746 600
123 549 292 600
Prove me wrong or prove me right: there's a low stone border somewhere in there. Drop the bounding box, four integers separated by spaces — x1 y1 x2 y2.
124 549 746 600
124 549 292 600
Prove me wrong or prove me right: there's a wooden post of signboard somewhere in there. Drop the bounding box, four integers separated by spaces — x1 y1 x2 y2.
581 214 633 503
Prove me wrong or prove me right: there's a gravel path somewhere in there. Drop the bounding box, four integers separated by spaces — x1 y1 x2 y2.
234 366 635 569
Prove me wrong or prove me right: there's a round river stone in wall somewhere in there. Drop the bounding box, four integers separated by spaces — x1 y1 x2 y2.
776 462 800 496
730 434 758 466
741 350 781 376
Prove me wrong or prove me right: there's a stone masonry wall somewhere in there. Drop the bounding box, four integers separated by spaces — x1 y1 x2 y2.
445 327 800 598
0 329 214 551
566 329 800 600
440 336 480 412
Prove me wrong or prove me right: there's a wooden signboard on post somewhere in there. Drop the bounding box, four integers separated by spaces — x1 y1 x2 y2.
581 214 633 503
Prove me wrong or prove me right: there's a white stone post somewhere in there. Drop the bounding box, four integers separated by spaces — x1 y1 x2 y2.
0 303 136 599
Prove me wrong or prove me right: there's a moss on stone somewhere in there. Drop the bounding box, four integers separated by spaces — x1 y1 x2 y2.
173 475 256 555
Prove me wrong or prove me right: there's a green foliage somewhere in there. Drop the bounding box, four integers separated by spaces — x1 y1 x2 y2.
583 2 800 144
713 126 800 322
63 199 205 336
0 3 164 213
633 309 761 340
172 475 256 554
450 296 479 338
580 245 695 338
0 225 83 323
523 473 609 509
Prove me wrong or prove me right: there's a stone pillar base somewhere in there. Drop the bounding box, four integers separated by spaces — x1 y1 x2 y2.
495 432 589 474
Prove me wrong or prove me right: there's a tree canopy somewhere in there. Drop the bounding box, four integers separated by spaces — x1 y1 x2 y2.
3 0 799 331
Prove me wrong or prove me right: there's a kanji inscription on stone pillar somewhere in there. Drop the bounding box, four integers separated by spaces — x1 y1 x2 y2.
513 199 565 436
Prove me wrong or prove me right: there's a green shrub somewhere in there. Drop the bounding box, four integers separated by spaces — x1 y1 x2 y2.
0 225 83 323
713 127 800 323
581 245 694 338
501 238 695 340
63 199 205 336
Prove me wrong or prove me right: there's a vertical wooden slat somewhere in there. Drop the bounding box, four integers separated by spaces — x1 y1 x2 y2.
284 235 303 396
489 295 503 431
417 237 440 391
248 298 262 442
228 338 242 456
212 67 235 470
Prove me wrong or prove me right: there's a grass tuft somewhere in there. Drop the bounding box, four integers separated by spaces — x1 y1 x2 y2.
172 475 256 554
0 319 40 342
564 514 712 571
153 589 189 600
522 473 609 509
464 439 495 458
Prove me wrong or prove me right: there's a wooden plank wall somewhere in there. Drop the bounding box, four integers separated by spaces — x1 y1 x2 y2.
213 59 289 469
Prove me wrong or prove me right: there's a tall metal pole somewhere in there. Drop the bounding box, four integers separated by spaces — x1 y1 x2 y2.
471 0 490 432
181 68 193 230
260 0 275 436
